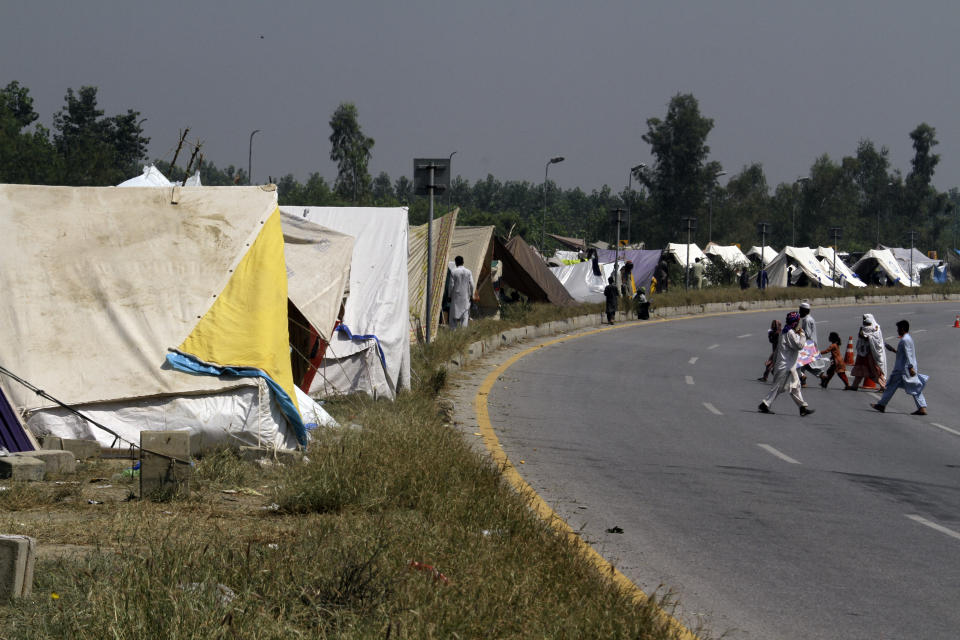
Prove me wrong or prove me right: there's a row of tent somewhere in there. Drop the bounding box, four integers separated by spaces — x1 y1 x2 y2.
0 171 580 455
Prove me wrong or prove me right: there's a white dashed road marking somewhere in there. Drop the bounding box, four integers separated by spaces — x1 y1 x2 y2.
757 444 800 465
689 356 698 365
707 344 719 350
737 334 752 339
930 423 960 437
906 515 960 542
685 376 695 385
703 402 722 415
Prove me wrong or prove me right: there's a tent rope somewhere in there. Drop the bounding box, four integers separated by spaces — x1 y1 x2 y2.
0 364 190 465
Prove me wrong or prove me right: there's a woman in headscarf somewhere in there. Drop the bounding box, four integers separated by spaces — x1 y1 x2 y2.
758 311 815 416
849 313 887 391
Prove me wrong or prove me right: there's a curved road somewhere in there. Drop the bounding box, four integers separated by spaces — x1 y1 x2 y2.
486 301 960 640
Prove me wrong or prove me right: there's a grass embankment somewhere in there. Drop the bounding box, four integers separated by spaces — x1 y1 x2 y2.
0 300 691 640
2 282 955 638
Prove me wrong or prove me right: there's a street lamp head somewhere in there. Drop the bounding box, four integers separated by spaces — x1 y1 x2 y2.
715 170 727 178
549 156 565 164
632 163 646 172
796 176 810 184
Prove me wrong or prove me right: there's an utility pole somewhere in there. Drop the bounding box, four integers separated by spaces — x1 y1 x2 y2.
829 227 842 287
681 217 697 290
413 158 451 343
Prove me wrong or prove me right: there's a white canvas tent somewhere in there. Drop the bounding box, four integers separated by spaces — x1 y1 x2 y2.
0 184 307 451
882 245 939 284
746 245 777 266
118 164 201 187
550 260 620 303
850 248 918 287
765 246 841 288
665 243 707 268
280 206 410 398
815 247 866 287
704 243 750 268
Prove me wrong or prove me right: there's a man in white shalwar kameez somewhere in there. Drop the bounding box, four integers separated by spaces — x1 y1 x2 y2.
759 311 815 416
447 255 476 329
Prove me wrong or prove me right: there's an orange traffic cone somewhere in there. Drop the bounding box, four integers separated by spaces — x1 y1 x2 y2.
954 315 959 328
863 377 877 389
844 336 855 365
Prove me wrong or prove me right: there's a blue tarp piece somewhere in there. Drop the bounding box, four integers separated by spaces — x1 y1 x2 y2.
334 324 387 370
165 352 307 447
0 386 34 453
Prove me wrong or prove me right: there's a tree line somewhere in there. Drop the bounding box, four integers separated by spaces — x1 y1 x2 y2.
3 81 957 255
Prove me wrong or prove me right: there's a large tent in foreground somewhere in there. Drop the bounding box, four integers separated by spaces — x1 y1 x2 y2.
0 184 306 451
281 206 410 398
494 235 575 305
850 248 917 286
765 246 841 288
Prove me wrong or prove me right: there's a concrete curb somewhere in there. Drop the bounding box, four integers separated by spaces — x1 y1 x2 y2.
449 292 960 368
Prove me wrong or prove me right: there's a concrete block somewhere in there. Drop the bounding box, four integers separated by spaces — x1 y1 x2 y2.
41 437 100 460
140 431 193 499
238 447 303 465
482 334 500 353
0 535 36 599
11 450 75 475
39 436 63 450
466 341 484 360
0 457 45 481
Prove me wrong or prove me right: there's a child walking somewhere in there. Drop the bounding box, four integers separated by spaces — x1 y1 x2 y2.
757 318 782 382
819 331 851 389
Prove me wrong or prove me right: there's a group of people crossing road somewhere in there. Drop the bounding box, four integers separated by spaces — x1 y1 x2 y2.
757 301 929 416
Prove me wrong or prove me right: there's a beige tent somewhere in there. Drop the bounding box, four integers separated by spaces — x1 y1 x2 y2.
280 212 355 389
0 184 307 451
408 209 458 341
450 226 499 315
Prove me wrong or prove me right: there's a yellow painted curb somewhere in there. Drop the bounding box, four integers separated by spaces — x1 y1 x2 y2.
474 320 699 640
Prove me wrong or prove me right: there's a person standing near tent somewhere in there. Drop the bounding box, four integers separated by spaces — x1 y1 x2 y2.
849 313 886 391
756 266 768 290
654 260 669 293
870 319 928 415
603 276 619 324
447 255 476 329
786 265 795 286
758 311 815 416
634 287 650 320
738 267 750 290
620 260 635 297
692 257 705 289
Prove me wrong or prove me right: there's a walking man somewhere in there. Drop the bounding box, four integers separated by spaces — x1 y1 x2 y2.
759 311 815 416
692 257 705 289
446 255 476 329
798 300 820 386
871 319 929 415
603 276 619 324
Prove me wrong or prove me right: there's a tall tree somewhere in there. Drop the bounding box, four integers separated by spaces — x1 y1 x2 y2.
328 102 374 204
52 86 147 185
0 81 58 183
638 93 718 246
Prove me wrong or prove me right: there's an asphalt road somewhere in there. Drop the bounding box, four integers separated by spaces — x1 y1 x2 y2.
486 301 960 640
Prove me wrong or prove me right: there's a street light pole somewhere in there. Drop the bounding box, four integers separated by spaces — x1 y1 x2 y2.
447 151 457 211
681 217 697 290
793 176 810 245
906 229 918 287
541 156 565 256
627 163 645 248
708 170 727 243
248 129 261 185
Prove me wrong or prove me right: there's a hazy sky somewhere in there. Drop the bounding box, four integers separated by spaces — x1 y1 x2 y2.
4 1 958 193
